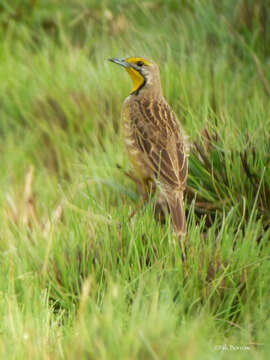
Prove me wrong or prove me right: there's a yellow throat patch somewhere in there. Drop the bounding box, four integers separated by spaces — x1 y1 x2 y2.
125 67 145 93
125 57 151 93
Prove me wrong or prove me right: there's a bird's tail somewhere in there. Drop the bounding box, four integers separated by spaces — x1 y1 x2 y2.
167 191 187 237
167 191 187 259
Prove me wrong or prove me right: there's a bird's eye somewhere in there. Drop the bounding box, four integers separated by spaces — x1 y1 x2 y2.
137 61 144 67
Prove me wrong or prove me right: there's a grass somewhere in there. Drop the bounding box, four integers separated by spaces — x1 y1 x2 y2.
0 0 270 358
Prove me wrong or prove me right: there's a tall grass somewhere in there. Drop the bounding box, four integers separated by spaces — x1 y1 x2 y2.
0 0 270 358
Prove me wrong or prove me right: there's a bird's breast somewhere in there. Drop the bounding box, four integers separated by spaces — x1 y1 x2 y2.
121 101 151 179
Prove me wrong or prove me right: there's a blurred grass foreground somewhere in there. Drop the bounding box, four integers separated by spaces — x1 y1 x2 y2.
0 1 270 359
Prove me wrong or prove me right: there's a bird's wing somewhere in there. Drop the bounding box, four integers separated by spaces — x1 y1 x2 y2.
132 99 188 189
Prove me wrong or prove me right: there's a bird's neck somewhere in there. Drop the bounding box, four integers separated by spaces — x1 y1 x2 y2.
132 82 163 99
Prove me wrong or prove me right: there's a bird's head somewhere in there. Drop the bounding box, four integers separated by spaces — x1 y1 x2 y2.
109 57 162 96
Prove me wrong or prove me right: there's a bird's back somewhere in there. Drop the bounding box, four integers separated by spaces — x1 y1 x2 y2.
122 94 188 191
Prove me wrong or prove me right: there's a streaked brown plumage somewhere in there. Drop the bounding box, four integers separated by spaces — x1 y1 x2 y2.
109 56 189 239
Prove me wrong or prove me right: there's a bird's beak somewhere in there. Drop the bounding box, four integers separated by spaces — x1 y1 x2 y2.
108 58 129 68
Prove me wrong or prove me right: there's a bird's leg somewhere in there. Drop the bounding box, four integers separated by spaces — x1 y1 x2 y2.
128 177 156 221
117 165 155 220
120 166 168 223
128 193 148 221
179 234 188 262
154 190 169 224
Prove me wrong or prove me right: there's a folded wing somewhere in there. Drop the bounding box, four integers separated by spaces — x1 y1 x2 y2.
132 99 188 190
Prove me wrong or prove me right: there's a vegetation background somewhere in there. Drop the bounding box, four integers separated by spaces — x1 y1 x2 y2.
0 0 270 358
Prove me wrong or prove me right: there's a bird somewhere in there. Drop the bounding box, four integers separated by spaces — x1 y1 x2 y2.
109 56 189 242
